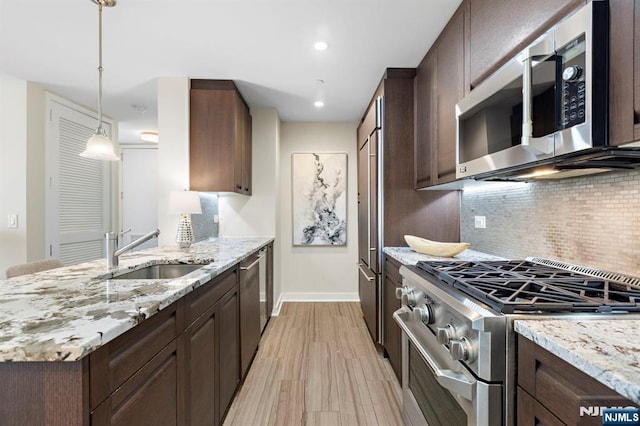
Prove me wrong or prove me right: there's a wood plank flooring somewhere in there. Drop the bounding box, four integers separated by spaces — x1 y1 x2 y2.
223 302 405 426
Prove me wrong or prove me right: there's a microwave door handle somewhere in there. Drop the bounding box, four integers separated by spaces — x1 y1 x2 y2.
393 310 475 401
521 36 555 155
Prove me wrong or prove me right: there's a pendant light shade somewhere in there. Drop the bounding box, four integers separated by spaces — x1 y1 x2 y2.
80 0 119 161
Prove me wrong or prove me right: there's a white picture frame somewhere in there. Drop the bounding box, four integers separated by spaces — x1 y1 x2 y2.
291 152 347 246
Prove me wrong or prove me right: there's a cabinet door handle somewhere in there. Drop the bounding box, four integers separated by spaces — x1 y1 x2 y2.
358 263 375 282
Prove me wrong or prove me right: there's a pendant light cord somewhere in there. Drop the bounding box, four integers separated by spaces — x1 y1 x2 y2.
96 3 104 135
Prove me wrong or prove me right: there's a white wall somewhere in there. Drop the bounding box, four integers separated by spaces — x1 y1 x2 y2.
278 122 359 302
0 77 46 278
218 108 279 238
157 77 191 246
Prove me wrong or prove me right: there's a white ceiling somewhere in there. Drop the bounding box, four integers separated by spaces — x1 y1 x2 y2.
0 0 461 143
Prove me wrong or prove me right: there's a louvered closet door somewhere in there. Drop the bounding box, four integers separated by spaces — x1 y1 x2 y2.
46 97 113 266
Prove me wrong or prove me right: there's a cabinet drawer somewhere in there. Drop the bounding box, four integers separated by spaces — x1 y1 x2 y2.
384 256 402 284
187 267 237 326
517 335 634 425
89 303 182 410
91 340 179 425
517 386 564 426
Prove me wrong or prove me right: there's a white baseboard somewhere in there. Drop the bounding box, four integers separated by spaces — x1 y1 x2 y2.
271 292 360 316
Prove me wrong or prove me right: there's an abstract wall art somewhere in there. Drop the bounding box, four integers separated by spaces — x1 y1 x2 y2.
292 152 347 246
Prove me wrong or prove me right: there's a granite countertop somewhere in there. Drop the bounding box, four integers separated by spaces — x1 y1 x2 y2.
515 319 640 405
383 246 505 265
0 236 273 362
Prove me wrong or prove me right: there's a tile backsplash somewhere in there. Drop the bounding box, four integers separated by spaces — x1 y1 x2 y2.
460 169 640 276
191 192 219 242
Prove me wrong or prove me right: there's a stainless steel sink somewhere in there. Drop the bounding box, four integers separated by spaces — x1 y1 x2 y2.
112 263 205 280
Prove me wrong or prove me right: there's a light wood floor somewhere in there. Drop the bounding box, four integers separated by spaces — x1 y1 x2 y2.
223 302 405 426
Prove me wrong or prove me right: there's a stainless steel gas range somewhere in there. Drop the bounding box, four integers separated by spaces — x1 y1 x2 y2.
393 258 640 426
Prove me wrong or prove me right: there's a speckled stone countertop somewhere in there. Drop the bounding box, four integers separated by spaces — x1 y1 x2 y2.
383 246 505 265
0 236 273 362
515 320 640 405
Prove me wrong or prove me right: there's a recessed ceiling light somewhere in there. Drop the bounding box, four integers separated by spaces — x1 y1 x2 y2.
314 101 324 108
314 41 328 51
140 131 159 143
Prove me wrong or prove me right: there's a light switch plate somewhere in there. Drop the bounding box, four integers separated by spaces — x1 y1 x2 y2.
8 214 18 229
474 216 486 229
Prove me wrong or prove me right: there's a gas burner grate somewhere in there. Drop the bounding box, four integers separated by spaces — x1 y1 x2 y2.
415 260 640 314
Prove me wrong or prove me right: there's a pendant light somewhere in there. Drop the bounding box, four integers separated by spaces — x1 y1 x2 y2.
80 0 119 161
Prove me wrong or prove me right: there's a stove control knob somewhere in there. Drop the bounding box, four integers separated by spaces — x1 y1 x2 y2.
412 305 434 324
449 338 475 362
395 286 409 300
396 287 424 307
436 324 456 345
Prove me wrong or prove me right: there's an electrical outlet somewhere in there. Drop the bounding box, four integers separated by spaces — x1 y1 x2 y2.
474 216 486 229
8 214 18 229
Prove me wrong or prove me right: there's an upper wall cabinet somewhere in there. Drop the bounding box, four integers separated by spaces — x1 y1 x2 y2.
468 0 584 89
415 4 466 188
190 80 252 195
609 0 640 146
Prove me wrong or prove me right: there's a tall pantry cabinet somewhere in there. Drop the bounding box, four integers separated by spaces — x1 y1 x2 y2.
356 69 460 379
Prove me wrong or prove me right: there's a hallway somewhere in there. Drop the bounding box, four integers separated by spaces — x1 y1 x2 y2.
223 302 404 425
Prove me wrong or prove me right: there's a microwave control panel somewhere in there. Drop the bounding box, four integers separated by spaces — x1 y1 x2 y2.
558 34 586 130
560 71 586 129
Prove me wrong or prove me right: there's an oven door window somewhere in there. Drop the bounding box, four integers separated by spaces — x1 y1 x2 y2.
409 342 467 426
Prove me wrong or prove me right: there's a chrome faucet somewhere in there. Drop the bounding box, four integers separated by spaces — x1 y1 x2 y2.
106 229 160 269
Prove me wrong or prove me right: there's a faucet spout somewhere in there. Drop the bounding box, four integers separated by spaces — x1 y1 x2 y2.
106 229 160 269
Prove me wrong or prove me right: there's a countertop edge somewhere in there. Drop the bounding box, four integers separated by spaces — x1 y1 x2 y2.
515 319 640 406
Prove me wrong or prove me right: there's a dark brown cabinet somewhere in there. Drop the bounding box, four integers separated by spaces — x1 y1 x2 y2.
190 79 252 195
467 0 584 89
517 334 635 425
239 251 261 378
414 4 466 187
609 0 640 146
92 341 180 426
357 69 461 345
383 256 402 382
184 268 239 426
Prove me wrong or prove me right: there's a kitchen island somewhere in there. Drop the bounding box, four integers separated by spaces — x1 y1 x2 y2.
0 236 273 425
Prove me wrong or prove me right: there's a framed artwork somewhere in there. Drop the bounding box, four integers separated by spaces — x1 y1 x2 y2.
291 152 347 246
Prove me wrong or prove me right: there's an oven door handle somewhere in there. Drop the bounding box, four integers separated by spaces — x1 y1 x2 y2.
393 309 475 401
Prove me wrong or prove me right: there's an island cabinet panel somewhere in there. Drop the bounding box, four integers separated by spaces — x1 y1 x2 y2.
0 360 89 426
517 334 635 425
468 0 584 89
190 79 252 195
183 268 240 426
609 0 640 146
91 341 180 426
89 301 183 410
184 307 217 426
383 256 402 382
216 288 240 424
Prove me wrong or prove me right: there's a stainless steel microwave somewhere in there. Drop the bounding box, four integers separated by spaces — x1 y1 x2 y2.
456 1 609 180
